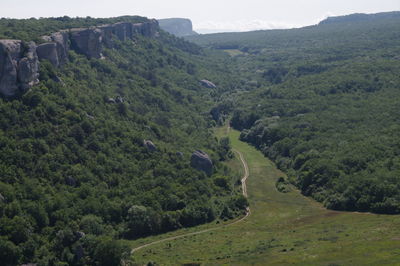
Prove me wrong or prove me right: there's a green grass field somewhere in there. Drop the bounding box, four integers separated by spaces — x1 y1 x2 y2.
223 49 245 56
129 127 400 265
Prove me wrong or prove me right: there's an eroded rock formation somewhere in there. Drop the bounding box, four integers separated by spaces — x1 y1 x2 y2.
18 42 40 92
0 40 39 97
158 18 198 37
144 140 157 152
200 79 217 89
70 28 103 59
190 150 213 176
0 19 159 97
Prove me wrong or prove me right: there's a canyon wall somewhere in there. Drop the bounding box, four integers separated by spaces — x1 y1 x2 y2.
0 19 159 97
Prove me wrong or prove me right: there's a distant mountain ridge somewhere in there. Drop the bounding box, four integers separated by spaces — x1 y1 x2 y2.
158 18 198 37
319 11 400 25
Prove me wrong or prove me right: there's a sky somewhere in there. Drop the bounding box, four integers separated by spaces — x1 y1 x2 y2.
1 0 400 33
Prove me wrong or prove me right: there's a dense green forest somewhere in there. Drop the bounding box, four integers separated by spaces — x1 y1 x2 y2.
188 12 400 214
0 17 246 265
1 11 400 265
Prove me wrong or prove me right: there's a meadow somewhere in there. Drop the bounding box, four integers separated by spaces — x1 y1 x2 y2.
130 127 400 265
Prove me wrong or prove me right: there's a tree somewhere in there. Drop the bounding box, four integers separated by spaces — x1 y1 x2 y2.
94 237 130 266
0 239 21 266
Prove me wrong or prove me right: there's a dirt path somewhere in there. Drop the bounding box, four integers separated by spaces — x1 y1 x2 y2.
131 149 250 254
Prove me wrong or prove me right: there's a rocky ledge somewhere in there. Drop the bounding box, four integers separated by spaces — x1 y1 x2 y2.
0 19 159 97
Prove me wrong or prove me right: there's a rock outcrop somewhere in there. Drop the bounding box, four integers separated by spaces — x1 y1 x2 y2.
115 95 124 103
38 31 69 67
0 40 21 97
158 18 198 37
98 25 115 48
0 19 160 97
70 28 103 59
200 79 217 89
18 42 40 92
190 150 213 176
144 140 157 152
113 22 133 41
0 40 39 97
36 43 59 66
135 20 159 37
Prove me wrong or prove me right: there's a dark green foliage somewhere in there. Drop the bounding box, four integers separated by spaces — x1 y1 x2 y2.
0 238 21 266
275 177 290 193
190 13 400 214
0 16 244 265
93 237 130 266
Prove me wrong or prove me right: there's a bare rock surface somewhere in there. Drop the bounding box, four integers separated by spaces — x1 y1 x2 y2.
190 150 213 176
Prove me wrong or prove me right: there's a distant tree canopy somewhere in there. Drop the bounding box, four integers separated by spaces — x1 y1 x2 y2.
189 13 400 214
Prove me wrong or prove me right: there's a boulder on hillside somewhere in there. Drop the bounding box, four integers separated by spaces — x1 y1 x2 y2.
144 140 157 152
115 95 124 103
200 79 217 89
75 231 86 239
190 150 213 176
107 97 116 103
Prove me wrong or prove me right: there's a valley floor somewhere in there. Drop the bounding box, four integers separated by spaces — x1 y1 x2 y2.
129 127 400 265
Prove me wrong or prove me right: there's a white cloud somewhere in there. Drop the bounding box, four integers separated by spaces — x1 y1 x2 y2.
193 19 308 34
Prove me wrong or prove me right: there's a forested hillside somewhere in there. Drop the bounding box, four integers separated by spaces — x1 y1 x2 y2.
0 16 245 265
189 12 400 214
2 10 400 266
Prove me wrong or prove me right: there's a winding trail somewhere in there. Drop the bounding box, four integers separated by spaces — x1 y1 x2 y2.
131 149 250 254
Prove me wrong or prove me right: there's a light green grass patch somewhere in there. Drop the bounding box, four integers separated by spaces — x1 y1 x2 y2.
129 126 400 265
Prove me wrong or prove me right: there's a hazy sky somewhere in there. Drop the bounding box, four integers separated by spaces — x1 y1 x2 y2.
2 0 399 33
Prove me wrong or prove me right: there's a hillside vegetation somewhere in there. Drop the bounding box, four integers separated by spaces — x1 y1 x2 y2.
0 16 245 265
1 11 400 265
188 12 400 214
130 127 400 265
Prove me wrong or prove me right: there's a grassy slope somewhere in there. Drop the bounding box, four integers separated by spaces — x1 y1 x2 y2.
130 126 400 265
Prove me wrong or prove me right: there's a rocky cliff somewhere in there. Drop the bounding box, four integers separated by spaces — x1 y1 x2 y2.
158 18 198 37
0 40 39 97
0 19 159 97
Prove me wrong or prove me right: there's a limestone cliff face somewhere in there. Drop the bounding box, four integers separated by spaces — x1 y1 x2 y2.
135 20 159 37
38 31 70 67
70 28 103 59
0 40 39 97
0 19 160 97
158 18 197 37
18 42 39 92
